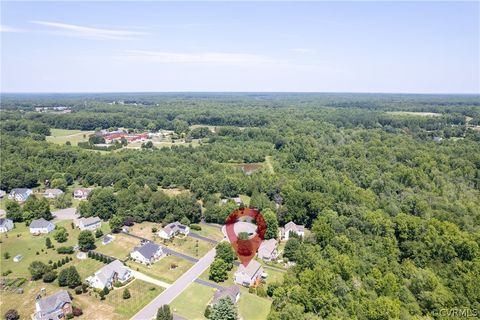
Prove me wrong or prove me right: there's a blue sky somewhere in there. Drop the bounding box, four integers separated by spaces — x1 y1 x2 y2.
1 1 479 93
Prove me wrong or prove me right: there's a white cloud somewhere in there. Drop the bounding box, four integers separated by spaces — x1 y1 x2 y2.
0 25 25 33
29 21 148 40
117 50 279 65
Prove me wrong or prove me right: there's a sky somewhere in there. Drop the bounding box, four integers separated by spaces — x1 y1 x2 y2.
1 1 479 93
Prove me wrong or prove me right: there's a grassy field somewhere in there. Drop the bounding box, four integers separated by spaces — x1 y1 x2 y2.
95 233 140 259
192 224 225 242
238 287 272 319
128 221 159 241
46 129 94 146
104 279 163 319
127 255 194 284
170 282 215 319
265 156 275 174
386 111 442 117
161 236 214 258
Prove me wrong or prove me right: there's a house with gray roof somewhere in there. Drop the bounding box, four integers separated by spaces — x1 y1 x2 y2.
234 260 264 287
211 286 241 305
280 221 305 240
86 259 132 289
75 216 102 231
29 218 55 234
43 188 64 199
8 188 33 202
158 221 190 240
130 241 163 265
0 218 14 233
258 239 279 261
73 188 93 200
34 290 72 320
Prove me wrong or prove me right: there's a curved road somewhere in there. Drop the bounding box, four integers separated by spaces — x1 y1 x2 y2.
131 247 216 320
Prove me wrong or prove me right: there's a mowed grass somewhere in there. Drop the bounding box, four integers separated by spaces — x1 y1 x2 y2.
192 224 225 242
127 255 194 284
238 287 272 320
199 265 236 287
128 221 158 241
95 233 141 260
46 129 93 146
161 236 214 258
104 279 163 319
170 282 215 320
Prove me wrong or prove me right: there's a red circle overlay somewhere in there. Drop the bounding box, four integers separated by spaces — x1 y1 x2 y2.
225 207 266 266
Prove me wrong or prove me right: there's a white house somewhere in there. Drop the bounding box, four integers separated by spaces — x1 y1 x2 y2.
130 242 163 265
280 221 305 240
257 239 279 261
43 189 64 199
8 188 33 202
86 259 132 290
0 218 14 233
29 218 55 234
34 290 72 320
211 286 241 305
157 221 190 240
234 260 264 287
73 188 93 200
75 217 102 231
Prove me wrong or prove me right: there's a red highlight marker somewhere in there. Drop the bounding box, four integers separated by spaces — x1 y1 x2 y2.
225 207 266 266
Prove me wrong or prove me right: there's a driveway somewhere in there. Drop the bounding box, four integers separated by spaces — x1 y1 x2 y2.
194 278 224 290
188 232 219 244
131 247 216 320
131 270 171 289
52 207 79 221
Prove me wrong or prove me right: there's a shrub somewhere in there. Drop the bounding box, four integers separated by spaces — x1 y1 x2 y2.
95 229 103 238
72 307 83 317
122 288 131 299
4 309 19 320
152 227 158 233
57 246 74 254
248 287 256 294
66 314 74 319
75 286 83 295
3 252 10 259
2 270 12 276
42 271 57 283
82 283 88 293
190 224 202 231
102 287 109 296
256 285 267 297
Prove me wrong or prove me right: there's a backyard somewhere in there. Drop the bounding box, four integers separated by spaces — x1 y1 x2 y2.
95 233 140 260
126 255 194 284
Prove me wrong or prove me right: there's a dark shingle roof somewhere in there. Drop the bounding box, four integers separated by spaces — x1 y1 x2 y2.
134 242 161 259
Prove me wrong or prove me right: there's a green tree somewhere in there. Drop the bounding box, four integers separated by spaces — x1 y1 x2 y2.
4 309 20 320
53 227 69 243
78 230 95 251
95 229 104 238
209 258 229 282
123 288 131 299
156 305 173 320
263 208 279 240
210 296 238 320
5 200 22 222
54 193 72 209
283 238 301 261
28 261 51 280
45 237 53 248
215 242 236 268
58 266 81 288
109 215 124 233
51 178 67 191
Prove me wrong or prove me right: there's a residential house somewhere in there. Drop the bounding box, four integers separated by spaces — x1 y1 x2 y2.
0 218 14 233
130 242 163 265
86 259 132 289
75 217 102 231
29 218 55 234
73 188 93 200
33 290 72 320
211 286 241 305
220 197 243 206
234 260 264 287
157 221 190 240
280 221 305 240
43 188 64 199
8 188 33 202
257 239 279 261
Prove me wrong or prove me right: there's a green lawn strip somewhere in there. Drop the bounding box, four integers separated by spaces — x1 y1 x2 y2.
46 129 93 146
126 255 194 284
265 156 275 174
105 279 163 318
238 287 272 320
170 282 215 320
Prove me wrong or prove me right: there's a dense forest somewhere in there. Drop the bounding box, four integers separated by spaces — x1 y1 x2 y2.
1 93 479 319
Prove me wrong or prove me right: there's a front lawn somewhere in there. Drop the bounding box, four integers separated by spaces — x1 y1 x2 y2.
95 233 140 259
170 282 215 319
238 287 272 320
127 255 194 284
191 224 225 242
161 236 214 258
105 279 163 319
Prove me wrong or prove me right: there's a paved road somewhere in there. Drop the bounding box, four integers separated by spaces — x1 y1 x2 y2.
131 247 216 320
188 232 219 244
123 231 200 263
131 270 171 289
194 278 224 290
